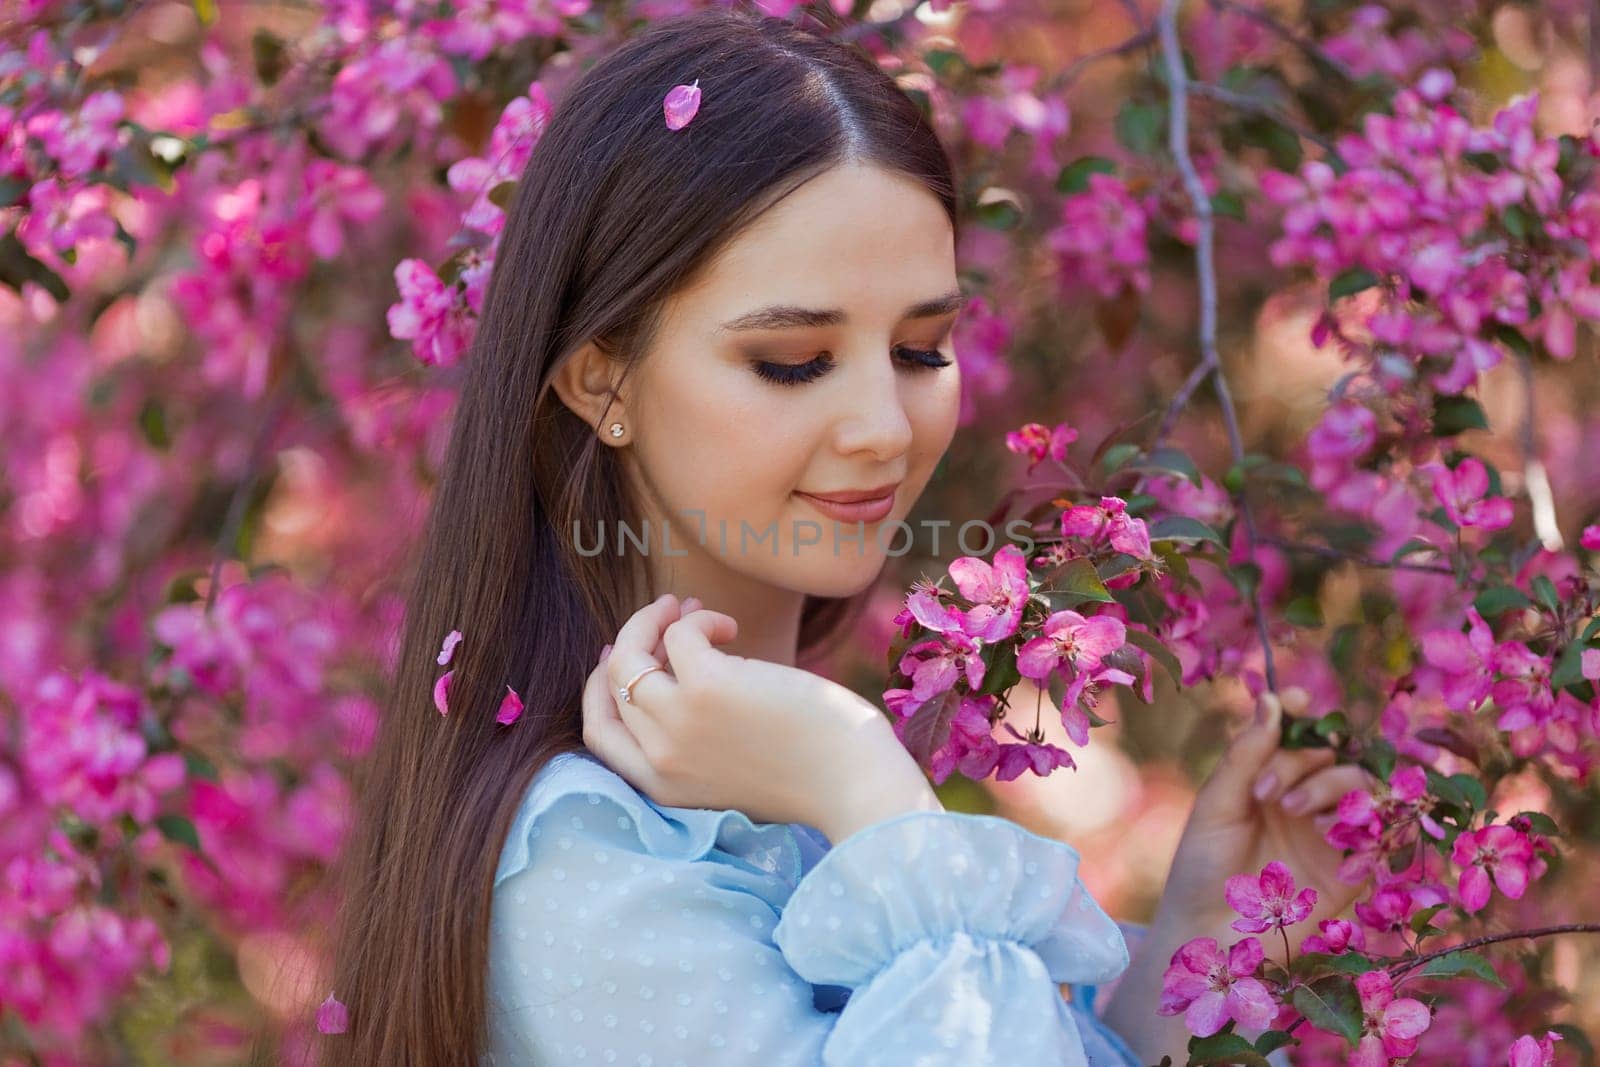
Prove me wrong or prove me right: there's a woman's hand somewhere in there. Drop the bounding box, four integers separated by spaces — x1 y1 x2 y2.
580 593 943 844
1098 690 1378 1060
1154 689 1378 958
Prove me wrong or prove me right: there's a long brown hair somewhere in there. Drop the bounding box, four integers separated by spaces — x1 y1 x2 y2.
312 9 959 1064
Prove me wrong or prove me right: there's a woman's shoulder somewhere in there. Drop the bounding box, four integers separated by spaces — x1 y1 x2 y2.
494 748 814 890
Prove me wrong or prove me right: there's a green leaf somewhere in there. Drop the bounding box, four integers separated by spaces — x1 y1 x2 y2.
1188 1030 1271 1066
138 398 171 449
156 814 202 852
1502 203 1530 239
1409 903 1448 934
1291 976 1363 1043
975 198 1022 231
1512 810 1559 836
1211 190 1246 220
1101 441 1143 475
1551 640 1590 690
1312 710 1349 738
901 689 960 768
1418 950 1506 987
1329 267 1378 301
1148 515 1228 550
1360 738 1397 783
1285 595 1324 628
1473 585 1533 618
975 644 1023 698
1123 627 1183 686
1115 101 1166 156
1046 557 1115 604
0 231 70 302
1127 446 1203 486
1254 1030 1296 1056
1432 395 1490 436
182 750 220 782
1056 155 1117 194
251 29 289 85
1532 575 1560 614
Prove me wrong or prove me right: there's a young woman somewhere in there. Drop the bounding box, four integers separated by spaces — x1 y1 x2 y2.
321 9 1373 1065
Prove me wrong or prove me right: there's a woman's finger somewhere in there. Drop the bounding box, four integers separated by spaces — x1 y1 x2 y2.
580 647 659 787
660 609 740 682
647 595 701 666
1251 746 1338 805
606 593 683 714
1276 763 1378 817
1194 691 1285 825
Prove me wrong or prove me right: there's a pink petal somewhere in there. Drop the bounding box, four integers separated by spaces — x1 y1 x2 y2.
1226 976 1277 1031
433 670 453 716
316 991 349 1034
437 628 463 666
1185 989 1230 1037
947 555 995 601
1458 864 1491 911
496 685 524 725
663 79 701 131
1383 996 1433 1040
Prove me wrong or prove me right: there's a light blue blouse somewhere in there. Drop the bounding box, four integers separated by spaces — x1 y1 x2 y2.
484 750 1145 1066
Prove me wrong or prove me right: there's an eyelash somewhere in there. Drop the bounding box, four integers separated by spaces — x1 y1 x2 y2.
752 346 952 387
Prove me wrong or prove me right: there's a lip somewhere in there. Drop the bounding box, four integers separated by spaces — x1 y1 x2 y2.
794 484 897 523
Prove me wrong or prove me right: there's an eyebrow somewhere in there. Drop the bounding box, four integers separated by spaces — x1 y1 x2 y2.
714 289 970 333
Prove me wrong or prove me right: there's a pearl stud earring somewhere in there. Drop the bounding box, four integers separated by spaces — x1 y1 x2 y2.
608 422 624 438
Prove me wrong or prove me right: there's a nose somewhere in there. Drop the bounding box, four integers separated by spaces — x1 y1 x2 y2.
830 344 915 464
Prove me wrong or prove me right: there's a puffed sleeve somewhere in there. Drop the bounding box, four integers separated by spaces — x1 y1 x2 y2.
484 755 1137 1067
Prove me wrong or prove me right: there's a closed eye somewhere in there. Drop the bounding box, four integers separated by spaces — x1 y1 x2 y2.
752 345 952 387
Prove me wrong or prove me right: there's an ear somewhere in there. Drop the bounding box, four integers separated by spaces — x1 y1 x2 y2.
550 341 627 442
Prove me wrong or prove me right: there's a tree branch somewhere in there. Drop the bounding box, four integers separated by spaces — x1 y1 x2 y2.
1158 0 1280 692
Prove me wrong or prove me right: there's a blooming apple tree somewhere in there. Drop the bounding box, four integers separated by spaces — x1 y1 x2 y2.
3 0 1599 1062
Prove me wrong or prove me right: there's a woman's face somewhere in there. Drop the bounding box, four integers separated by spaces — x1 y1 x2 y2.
620 162 963 600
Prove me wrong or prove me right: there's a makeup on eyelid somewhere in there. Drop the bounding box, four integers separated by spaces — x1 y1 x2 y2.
749 345 952 386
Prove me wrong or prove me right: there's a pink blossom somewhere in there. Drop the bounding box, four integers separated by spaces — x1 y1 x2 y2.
434 670 454 716
1420 606 1496 712
1004 420 1077 473
387 258 475 368
993 722 1076 780
1302 918 1366 956
948 543 1030 642
1059 495 1153 560
897 632 986 705
1352 969 1432 1064
1508 1031 1564 1067
1422 457 1513 532
302 159 385 260
1451 823 1537 912
1157 936 1276 1038
1580 524 1600 551
1016 610 1126 682
1047 172 1150 300
1224 860 1318 934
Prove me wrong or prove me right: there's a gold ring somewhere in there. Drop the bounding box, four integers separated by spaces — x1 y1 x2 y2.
618 663 665 704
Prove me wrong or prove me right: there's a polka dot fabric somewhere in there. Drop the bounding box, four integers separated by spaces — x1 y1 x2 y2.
484 751 1144 1066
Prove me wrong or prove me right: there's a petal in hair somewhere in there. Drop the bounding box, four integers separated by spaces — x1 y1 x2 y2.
664 79 701 131
497 685 525 725
437 628 462 666
433 669 453 716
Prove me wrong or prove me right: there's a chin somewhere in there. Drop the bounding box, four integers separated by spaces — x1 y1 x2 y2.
787 550 888 599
